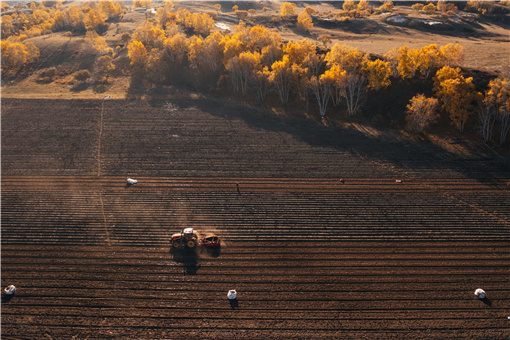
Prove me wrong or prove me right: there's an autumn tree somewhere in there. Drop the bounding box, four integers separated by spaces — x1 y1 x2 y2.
252 66 271 102
85 30 111 54
157 7 177 30
325 44 365 73
343 1 356 11
284 39 316 66
235 10 248 20
357 0 372 16
422 3 436 14
317 34 332 47
86 8 103 32
343 73 366 116
1 39 40 76
297 10 313 32
269 55 294 105
98 0 123 20
416 44 439 78
363 59 391 91
227 51 261 95
466 1 495 15
378 1 394 13
132 21 166 51
433 65 461 93
406 94 439 132
303 53 325 77
396 46 415 79
249 26 275 52
308 69 335 118
412 3 425 11
438 43 464 67
52 6 85 32
162 33 189 67
434 66 476 131
1 15 14 38
280 2 296 18
188 32 224 74
383 47 400 77
184 12 215 36
485 78 510 144
221 22 251 66
128 40 147 69
93 55 115 83
176 7 191 25
214 4 221 14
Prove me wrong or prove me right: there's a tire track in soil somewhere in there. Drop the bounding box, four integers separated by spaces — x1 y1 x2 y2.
1 98 17 118
97 100 105 177
98 191 112 247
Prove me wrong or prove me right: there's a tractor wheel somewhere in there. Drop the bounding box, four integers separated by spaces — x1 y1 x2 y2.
172 241 180 248
186 240 196 248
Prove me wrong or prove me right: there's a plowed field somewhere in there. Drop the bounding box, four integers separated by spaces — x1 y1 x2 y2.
2 98 509 339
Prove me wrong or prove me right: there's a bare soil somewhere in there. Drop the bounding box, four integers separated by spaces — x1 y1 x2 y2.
2 96 510 339
2 2 510 339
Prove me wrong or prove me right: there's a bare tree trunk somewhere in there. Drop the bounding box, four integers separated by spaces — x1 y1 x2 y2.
497 110 510 145
342 74 365 116
310 77 331 118
476 100 495 142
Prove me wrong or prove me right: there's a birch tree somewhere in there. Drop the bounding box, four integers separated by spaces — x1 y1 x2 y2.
269 55 293 105
406 94 439 132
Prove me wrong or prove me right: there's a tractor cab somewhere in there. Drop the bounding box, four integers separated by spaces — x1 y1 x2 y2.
171 227 198 251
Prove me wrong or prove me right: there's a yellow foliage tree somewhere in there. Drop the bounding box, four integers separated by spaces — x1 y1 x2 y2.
416 44 439 78
284 39 316 66
227 51 262 94
486 78 510 144
163 1 174 10
357 0 372 16
343 1 356 11
133 21 166 51
412 3 424 11
363 59 391 91
94 55 115 82
325 43 365 73
433 65 461 93
184 12 215 36
176 7 191 25
157 7 177 30
280 2 296 18
297 10 313 32
422 3 436 14
434 67 475 131
98 0 123 20
378 1 394 13
396 45 415 79
269 55 294 105
1 14 13 38
188 32 224 73
1 39 40 76
438 43 464 67
128 40 147 69
406 94 439 132
162 33 189 66
85 30 110 54
83 8 106 32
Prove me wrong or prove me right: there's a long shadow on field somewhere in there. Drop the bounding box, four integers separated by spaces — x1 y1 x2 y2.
480 297 493 307
161 96 509 180
172 250 201 275
2 295 14 303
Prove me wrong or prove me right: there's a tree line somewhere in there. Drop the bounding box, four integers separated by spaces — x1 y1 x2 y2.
1 0 509 144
